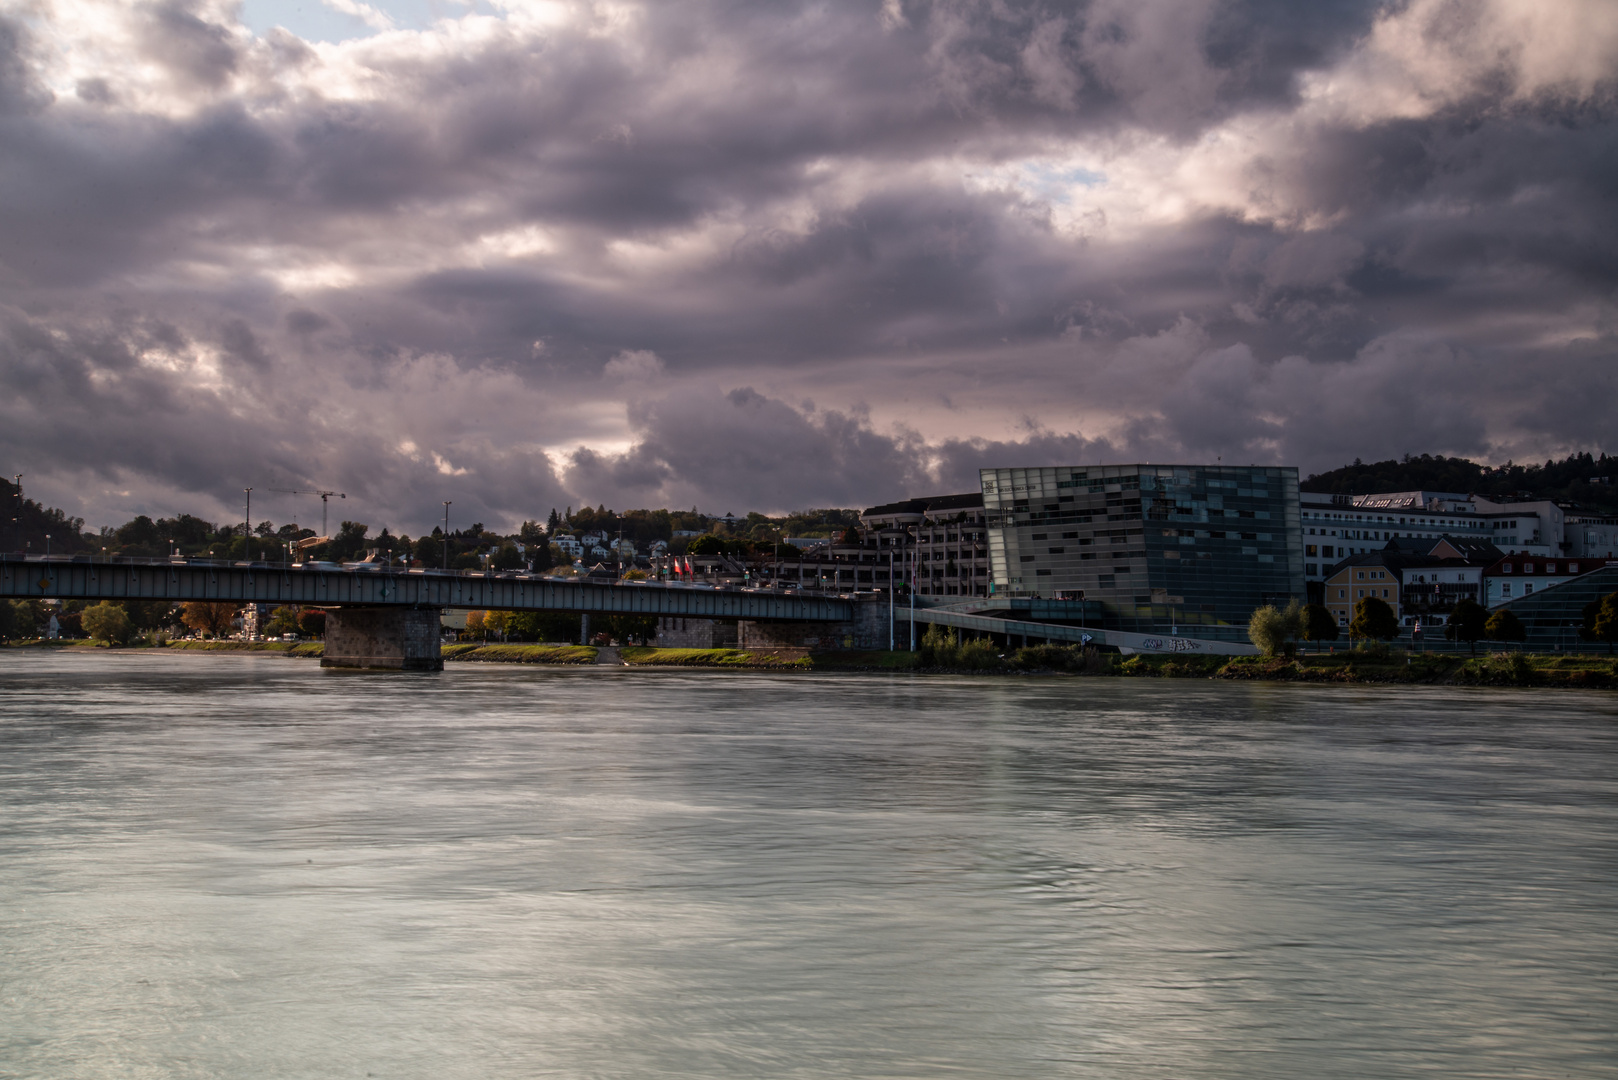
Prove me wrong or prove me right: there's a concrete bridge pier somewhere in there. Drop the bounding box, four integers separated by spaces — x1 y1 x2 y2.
321 607 444 671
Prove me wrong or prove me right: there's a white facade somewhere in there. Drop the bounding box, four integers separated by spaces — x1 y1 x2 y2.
1566 516 1618 559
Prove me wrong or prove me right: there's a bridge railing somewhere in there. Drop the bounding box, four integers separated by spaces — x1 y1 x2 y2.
0 552 880 598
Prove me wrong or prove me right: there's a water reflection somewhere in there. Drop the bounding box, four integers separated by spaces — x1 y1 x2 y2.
1 653 1614 1079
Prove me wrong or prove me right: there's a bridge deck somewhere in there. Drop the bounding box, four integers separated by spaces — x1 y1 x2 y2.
0 557 854 622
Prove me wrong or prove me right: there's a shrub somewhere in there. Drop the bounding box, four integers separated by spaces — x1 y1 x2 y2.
1349 596 1399 642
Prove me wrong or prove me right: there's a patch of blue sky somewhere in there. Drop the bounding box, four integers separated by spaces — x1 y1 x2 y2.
239 0 496 44
1021 163 1107 204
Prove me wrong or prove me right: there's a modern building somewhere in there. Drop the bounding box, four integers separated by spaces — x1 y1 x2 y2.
1488 565 1618 650
979 465 1305 639
1482 554 1617 608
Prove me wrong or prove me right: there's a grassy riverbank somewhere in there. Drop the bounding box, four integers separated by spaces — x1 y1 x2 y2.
7 637 1613 686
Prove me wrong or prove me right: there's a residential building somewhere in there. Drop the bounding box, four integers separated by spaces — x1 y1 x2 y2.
979 465 1304 639
1482 554 1618 608
1299 489 1567 588
1321 550 1484 628
1565 514 1618 559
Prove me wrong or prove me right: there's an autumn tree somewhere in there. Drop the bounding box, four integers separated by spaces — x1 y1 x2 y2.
181 601 238 639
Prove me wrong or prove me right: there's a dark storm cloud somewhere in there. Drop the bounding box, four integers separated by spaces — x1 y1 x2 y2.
1 0 1615 529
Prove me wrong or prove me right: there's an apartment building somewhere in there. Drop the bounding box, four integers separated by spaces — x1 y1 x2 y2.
860 493 991 598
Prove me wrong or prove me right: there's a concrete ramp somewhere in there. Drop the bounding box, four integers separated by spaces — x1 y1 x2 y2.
905 607 1258 657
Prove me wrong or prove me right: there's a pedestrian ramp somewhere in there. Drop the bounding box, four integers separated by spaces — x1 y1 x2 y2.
904 606 1259 657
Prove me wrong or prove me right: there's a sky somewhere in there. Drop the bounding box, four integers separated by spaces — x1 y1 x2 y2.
3 0 1616 535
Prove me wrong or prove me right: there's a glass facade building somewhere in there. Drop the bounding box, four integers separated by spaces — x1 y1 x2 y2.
981 465 1305 639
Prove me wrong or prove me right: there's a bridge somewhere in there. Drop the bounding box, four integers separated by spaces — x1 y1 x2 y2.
1 555 854 671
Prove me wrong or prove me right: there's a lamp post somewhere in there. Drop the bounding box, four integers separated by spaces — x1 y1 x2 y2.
11 474 19 554
909 524 916 651
244 487 252 563
442 501 452 570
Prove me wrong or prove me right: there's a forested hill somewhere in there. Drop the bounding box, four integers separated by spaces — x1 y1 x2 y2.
1303 452 1618 510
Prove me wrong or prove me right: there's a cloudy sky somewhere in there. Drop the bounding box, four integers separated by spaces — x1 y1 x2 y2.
4 0 1615 534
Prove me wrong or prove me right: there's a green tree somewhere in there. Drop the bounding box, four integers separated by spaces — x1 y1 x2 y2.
507 611 582 642
1247 604 1289 656
1445 598 1488 655
491 542 525 571
81 602 133 644
1349 596 1399 642
1583 592 1618 654
265 606 301 637
1302 603 1340 642
1485 608 1527 644
326 521 370 562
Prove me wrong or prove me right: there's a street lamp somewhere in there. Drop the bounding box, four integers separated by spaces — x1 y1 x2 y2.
442 501 452 570
244 487 253 563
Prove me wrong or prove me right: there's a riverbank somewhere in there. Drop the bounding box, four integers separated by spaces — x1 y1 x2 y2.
5 639 1614 686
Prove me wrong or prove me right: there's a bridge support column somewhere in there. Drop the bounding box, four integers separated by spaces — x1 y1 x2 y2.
580 613 590 645
321 607 443 671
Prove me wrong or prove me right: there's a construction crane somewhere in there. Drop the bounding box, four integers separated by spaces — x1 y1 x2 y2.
267 489 347 537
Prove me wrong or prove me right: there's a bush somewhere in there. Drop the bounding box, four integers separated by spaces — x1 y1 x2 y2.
81 602 133 644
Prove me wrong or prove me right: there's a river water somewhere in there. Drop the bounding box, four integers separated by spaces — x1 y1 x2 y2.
1 652 1615 1080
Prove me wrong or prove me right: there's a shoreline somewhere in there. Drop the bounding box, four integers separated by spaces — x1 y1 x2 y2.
7 639 1615 687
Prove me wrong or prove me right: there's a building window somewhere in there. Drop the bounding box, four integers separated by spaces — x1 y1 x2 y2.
1524 583 1534 594
1502 583 1512 597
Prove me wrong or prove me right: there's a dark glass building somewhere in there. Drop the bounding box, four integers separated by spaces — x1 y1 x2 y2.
981 465 1305 640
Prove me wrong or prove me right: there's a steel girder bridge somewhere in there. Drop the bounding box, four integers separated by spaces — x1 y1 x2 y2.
1 556 854 670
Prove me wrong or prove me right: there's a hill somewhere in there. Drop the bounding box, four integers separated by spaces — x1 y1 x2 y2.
1303 452 1618 511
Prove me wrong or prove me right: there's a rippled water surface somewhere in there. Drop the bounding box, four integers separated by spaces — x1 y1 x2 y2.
2 651 1616 1079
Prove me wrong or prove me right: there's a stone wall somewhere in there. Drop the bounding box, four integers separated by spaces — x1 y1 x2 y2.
322 607 444 671
737 593 893 651
654 617 739 649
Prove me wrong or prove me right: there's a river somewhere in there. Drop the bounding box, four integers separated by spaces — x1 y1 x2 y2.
1 651 1615 1079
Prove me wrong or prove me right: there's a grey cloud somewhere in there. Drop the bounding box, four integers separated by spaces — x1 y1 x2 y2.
2 0 1615 531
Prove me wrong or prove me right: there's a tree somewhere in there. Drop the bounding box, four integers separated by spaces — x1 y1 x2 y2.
297 609 327 638
181 601 237 639
484 610 510 640
1583 592 1618 654
1302 603 1339 642
1349 596 1399 642
265 606 301 637
507 611 581 642
1247 605 1289 656
1445 598 1488 655
1485 608 1527 644
81 602 133 644
466 610 486 638
326 521 370 562
491 542 524 571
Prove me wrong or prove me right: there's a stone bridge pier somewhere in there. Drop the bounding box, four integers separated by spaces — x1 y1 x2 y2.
321 607 444 671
